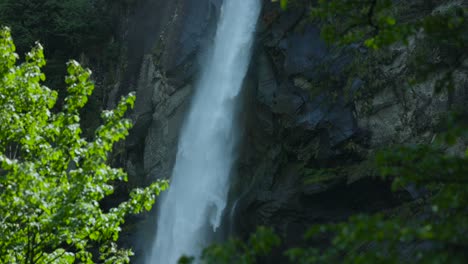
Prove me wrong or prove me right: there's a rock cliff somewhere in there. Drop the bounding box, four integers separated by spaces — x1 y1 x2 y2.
100 0 468 261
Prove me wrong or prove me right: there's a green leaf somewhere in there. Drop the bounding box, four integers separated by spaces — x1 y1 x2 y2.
0 27 167 263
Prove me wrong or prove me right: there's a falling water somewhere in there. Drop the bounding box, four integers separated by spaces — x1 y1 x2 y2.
148 0 261 263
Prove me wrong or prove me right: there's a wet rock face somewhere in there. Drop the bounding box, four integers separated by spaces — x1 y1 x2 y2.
228 3 360 246
229 1 467 252
161 0 220 81
119 0 361 252
121 0 220 95
281 25 329 78
116 0 221 188
109 0 467 258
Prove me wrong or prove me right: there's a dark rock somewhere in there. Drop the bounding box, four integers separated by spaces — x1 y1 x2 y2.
329 51 353 76
349 78 364 96
235 173 403 256
253 104 275 136
271 82 306 115
263 7 304 46
281 25 329 78
162 0 220 81
257 51 279 107
121 0 180 95
302 181 337 195
296 93 328 129
134 55 157 117
127 113 152 148
296 93 356 146
324 99 356 146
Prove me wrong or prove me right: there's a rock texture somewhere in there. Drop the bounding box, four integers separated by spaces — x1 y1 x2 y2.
101 0 468 262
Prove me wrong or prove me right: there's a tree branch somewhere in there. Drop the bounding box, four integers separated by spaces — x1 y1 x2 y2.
367 0 379 34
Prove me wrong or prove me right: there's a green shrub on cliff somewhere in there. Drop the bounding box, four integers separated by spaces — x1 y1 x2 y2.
0 27 168 263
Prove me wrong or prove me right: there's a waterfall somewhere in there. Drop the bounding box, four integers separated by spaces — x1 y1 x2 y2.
148 0 261 263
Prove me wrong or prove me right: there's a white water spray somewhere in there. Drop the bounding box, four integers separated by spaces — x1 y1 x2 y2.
148 0 261 263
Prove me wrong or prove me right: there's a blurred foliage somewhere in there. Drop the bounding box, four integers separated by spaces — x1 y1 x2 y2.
179 227 281 264
0 27 168 263
0 0 103 55
197 1 468 263
0 0 135 90
285 111 468 263
280 0 467 50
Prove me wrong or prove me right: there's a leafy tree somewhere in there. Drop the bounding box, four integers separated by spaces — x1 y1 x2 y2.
0 27 168 263
200 227 280 264
179 227 281 264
